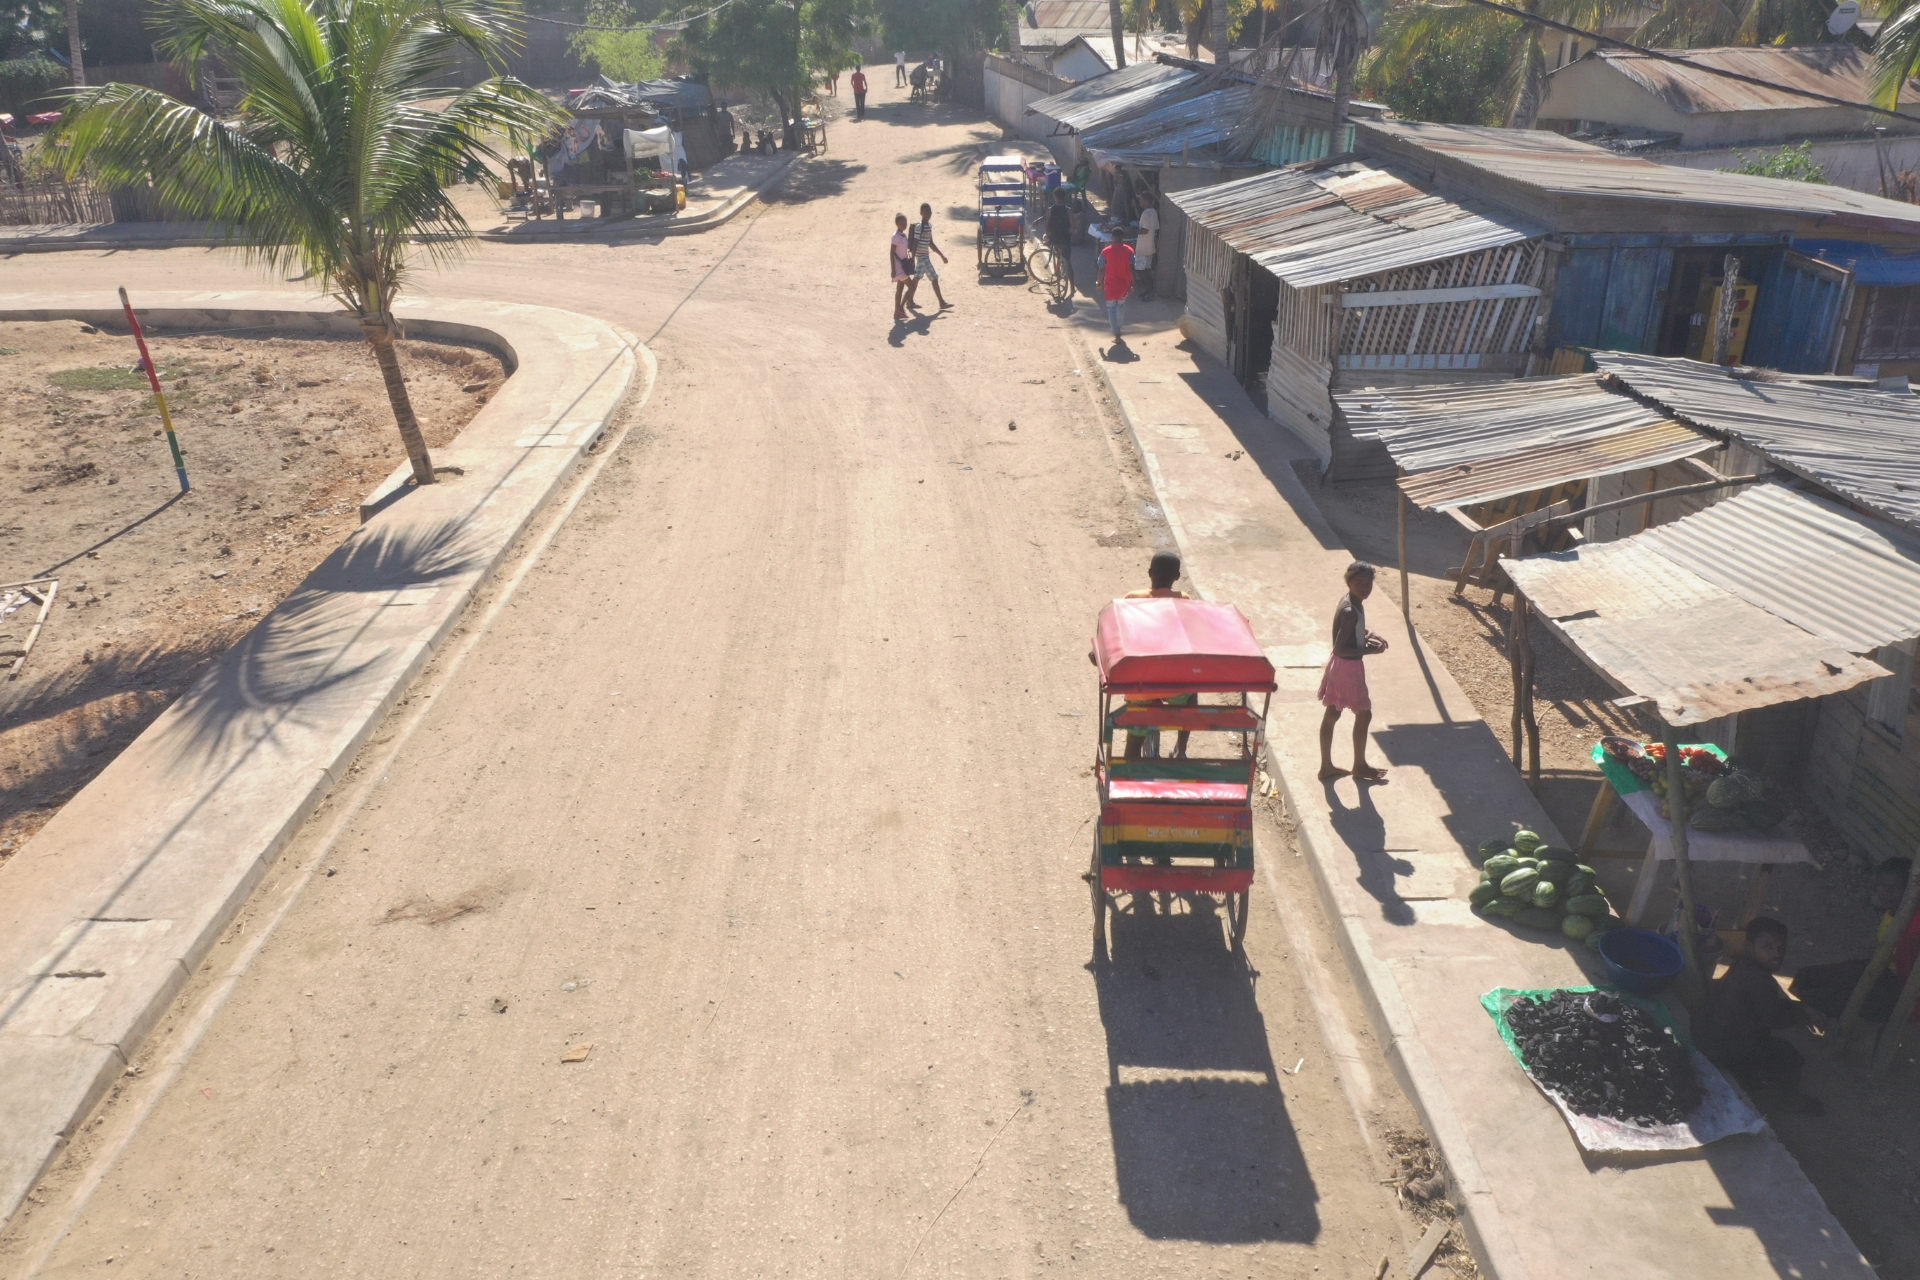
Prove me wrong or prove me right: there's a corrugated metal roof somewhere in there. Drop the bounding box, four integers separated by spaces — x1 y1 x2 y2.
1337 373 1700 466
1165 161 1548 288
1584 45 1892 115
1593 351 1920 533
1081 85 1264 167
1358 120 1920 235
1635 482 1920 653
1505 539 1888 724
1026 61 1200 132
1398 421 1711 511
1029 0 1110 27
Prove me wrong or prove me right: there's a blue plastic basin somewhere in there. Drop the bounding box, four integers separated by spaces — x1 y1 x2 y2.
1598 928 1685 995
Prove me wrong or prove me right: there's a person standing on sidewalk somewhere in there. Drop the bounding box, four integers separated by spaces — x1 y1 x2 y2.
895 50 908 86
905 203 952 311
891 213 915 321
1098 233 1135 345
1134 192 1160 288
1318 562 1389 781
850 66 868 120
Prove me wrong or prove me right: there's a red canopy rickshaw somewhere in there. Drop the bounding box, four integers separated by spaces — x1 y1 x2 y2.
1089 598 1276 954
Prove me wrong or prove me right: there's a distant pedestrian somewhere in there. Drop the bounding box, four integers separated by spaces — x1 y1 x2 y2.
895 50 908 87
1317 562 1388 782
906 203 952 311
1134 191 1159 272
891 213 915 321
850 67 868 121
1098 232 1135 343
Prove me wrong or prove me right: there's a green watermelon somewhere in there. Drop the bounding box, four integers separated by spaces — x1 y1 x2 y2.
1531 880 1560 909
1536 860 1574 887
1478 839 1513 860
1514 905 1563 931
1482 898 1519 919
1512 830 1544 855
1564 894 1609 918
1567 872 1596 898
1469 880 1501 908
1501 867 1541 898
1562 914 1595 941
1483 854 1522 881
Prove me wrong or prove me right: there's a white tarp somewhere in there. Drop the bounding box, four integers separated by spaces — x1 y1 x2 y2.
624 126 686 173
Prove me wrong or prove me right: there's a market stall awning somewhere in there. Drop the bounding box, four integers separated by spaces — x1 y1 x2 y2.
1335 374 1717 510
1080 85 1263 168
1504 538 1887 724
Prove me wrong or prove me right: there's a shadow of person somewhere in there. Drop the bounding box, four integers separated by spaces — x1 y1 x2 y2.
887 314 932 347
1103 341 1138 363
1323 783 1415 924
1091 898 1321 1242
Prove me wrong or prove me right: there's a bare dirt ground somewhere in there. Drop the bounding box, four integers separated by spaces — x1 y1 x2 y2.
1313 477 1920 1277
0 321 502 862
0 76 1466 1279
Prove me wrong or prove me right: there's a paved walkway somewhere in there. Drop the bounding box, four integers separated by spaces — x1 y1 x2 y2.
1089 315 1873 1279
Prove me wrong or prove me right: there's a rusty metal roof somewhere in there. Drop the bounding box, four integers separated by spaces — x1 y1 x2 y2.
1357 119 1920 235
1399 421 1712 511
1505 538 1888 724
1637 482 1920 653
1582 45 1890 115
1593 352 1920 534
1165 160 1547 288
1029 0 1111 28
1026 60 1201 132
1081 85 1265 167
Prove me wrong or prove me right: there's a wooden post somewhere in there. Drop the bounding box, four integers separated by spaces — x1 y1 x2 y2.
1836 852 1920 1048
119 288 189 493
1639 467 1658 535
1711 255 1740 366
1519 597 1540 785
1397 490 1410 620
1577 780 1619 861
1661 722 1708 1009
1507 525 1524 767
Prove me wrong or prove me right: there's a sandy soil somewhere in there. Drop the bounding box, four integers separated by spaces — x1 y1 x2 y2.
0 78 1464 1279
0 321 502 862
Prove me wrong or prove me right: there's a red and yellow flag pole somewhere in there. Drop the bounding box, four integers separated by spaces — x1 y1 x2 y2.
118 287 189 493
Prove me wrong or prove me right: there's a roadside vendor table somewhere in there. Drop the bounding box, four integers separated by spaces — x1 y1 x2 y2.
1580 743 1812 927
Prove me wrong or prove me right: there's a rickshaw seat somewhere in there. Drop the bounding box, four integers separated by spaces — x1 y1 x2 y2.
1106 778 1249 803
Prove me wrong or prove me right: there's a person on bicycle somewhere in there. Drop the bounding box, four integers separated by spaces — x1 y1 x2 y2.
1045 189 1074 296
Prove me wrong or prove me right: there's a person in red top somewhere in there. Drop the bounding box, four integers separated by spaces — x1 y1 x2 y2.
1099 235 1134 345
850 67 868 121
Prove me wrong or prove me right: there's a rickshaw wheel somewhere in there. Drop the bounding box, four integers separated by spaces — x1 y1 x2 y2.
1089 836 1108 951
1228 891 1250 951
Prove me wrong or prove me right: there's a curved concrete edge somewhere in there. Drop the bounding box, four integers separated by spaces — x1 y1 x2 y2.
1089 345 1539 1280
0 291 654 1231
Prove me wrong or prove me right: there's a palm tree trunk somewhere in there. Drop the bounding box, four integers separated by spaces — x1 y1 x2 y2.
361 315 435 486
1212 0 1228 61
1110 0 1127 68
1009 0 1025 63
65 0 86 87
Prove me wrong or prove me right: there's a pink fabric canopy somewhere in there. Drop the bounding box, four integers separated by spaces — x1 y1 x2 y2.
1093 598 1275 693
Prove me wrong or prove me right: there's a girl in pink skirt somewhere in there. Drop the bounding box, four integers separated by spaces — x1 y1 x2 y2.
1318 562 1389 781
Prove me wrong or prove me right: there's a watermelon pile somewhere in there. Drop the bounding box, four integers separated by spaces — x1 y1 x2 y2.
1469 829 1624 948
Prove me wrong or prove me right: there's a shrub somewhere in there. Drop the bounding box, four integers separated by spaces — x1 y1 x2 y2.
0 56 66 116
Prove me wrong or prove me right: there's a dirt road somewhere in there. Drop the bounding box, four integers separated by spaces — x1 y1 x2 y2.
2 84 1437 1277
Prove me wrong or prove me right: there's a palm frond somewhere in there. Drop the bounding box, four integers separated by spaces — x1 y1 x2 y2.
1873 0 1920 106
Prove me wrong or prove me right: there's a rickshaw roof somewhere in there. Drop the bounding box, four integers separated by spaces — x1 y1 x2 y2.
980 156 1027 169
1094 598 1276 692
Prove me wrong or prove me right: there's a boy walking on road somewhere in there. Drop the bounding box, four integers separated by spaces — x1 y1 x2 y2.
850 67 867 120
895 51 907 86
1318 562 1388 782
1098 234 1135 344
905 203 952 311
891 214 915 321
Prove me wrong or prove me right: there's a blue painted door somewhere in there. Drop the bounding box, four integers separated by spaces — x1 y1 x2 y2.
1746 251 1851 373
1547 245 1672 354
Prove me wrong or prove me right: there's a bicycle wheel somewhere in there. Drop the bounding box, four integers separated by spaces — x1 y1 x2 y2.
1050 264 1072 304
1026 245 1057 287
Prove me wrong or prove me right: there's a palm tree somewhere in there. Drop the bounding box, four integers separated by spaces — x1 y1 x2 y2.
1632 0 1829 49
50 0 563 486
1368 0 1632 127
65 0 85 85
1320 0 1370 132
1110 0 1128 67
1871 0 1920 107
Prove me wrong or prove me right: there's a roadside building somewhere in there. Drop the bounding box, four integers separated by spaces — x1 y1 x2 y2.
1169 119 1920 473
1535 46 1920 198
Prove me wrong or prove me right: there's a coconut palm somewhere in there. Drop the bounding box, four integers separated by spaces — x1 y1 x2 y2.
50 0 564 486
1873 0 1920 107
1632 0 1830 50
1368 0 1634 127
1111 0 1128 66
1320 0 1371 127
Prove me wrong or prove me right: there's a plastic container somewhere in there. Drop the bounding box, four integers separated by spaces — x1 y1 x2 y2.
1598 928 1685 995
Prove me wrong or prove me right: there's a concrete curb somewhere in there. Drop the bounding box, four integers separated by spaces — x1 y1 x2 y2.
1086 339 1536 1280
0 291 653 1229
475 151 800 243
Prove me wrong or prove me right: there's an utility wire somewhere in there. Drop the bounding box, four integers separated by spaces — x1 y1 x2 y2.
523 0 743 32
1449 0 1920 124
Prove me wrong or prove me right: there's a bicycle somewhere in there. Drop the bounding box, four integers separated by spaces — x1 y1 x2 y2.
1027 242 1073 305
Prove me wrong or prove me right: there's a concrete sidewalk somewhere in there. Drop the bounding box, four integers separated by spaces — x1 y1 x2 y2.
0 291 648 1228
1086 319 1872 1280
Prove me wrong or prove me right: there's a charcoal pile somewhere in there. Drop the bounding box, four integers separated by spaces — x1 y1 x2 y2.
1507 990 1701 1126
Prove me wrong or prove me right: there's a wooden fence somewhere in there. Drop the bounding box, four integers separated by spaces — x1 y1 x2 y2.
0 179 117 226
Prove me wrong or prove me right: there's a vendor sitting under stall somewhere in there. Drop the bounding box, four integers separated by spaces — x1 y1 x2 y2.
1697 917 1826 1115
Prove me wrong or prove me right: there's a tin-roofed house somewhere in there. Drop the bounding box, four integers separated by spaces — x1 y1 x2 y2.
1173 119 1920 474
